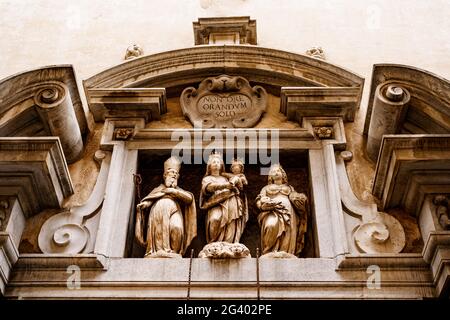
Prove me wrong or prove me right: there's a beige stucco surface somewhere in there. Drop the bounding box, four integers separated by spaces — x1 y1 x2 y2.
1 0 449 82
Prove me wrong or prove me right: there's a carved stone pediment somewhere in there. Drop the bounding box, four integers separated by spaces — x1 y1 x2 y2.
180 75 267 128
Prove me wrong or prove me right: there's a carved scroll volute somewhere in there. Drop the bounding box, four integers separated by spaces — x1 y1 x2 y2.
336 153 406 254
38 150 110 254
34 81 84 163
180 75 267 128
366 82 410 161
353 212 406 254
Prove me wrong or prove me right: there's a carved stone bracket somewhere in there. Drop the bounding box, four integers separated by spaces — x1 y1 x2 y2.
198 242 251 258
180 75 267 128
38 150 111 254
336 153 406 254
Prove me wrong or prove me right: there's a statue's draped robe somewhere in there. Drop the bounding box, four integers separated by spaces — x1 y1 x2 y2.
135 184 197 256
200 175 248 243
257 184 307 255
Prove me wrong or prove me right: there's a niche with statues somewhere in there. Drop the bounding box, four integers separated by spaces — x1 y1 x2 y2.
127 149 316 259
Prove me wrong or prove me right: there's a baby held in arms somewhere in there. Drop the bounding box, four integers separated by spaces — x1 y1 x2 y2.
221 158 248 194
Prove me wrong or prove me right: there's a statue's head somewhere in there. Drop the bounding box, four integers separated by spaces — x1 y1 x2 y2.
163 156 181 187
206 151 225 176
268 163 288 184
230 158 244 174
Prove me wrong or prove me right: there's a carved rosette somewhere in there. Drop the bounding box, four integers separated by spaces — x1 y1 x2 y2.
314 126 333 139
180 75 267 128
114 128 134 140
198 242 251 258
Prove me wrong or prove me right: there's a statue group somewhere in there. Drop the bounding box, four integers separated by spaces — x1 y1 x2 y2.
135 153 308 259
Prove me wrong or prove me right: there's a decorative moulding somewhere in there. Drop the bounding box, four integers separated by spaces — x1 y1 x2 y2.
15 253 108 270
180 74 267 128
129 128 317 151
193 16 257 45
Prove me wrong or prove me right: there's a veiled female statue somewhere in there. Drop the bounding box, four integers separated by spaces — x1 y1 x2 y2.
200 153 248 244
256 163 308 256
135 156 197 257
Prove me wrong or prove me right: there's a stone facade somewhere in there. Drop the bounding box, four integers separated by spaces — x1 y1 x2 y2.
0 2 450 299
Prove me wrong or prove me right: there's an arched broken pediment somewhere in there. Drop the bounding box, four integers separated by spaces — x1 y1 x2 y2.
364 65 450 221
83 45 364 125
84 45 364 90
365 64 450 136
0 65 87 163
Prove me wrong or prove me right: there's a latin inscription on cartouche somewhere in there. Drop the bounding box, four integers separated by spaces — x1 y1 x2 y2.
180 75 267 128
198 94 251 120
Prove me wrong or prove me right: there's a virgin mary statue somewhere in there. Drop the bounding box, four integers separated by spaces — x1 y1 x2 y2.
200 153 248 244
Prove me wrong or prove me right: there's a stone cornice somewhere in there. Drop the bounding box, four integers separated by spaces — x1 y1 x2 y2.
86 88 167 122
372 134 450 211
280 86 361 122
83 46 364 99
0 137 73 217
